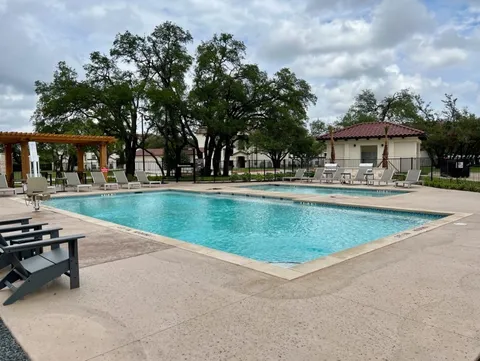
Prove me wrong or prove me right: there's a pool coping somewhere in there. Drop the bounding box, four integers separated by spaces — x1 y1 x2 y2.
10 186 471 280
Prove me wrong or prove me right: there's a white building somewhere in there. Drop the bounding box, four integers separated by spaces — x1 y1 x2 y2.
318 122 426 171
195 131 293 169
0 153 5 174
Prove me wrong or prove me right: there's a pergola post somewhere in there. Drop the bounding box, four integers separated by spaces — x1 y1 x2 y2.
99 143 108 179
20 141 30 180
76 145 85 172
4 144 13 187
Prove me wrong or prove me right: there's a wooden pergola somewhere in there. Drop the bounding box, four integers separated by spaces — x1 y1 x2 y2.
0 132 117 186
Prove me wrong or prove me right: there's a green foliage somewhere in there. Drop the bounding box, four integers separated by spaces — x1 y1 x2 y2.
309 119 328 136
241 173 252 182
230 173 241 182
34 22 317 179
337 88 423 127
411 94 480 163
424 178 480 192
289 130 324 164
253 174 264 182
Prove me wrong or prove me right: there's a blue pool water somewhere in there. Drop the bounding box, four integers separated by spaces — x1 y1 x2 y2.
47 191 442 265
243 184 407 197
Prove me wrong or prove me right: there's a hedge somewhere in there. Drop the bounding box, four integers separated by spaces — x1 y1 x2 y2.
424 178 480 192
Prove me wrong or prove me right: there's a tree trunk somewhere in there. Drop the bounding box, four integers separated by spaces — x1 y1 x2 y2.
174 147 183 180
203 136 216 176
223 141 233 176
213 145 222 176
124 143 137 179
267 153 282 169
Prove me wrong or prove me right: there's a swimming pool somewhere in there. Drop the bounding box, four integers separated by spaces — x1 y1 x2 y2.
243 184 407 197
47 191 442 266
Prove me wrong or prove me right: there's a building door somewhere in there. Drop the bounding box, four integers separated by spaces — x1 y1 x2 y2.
237 156 246 169
361 145 377 165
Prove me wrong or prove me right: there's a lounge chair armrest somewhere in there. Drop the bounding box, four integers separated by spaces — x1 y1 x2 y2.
1 235 85 253
0 217 32 226
4 227 63 241
0 222 48 234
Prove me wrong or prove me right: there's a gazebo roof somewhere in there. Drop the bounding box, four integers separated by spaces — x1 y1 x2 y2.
317 122 425 141
0 132 116 145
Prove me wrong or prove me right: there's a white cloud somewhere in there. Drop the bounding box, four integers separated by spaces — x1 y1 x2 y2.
411 47 469 68
0 0 479 132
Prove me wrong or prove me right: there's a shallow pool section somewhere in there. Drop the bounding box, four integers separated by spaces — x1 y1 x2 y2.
47 191 441 265
243 184 407 197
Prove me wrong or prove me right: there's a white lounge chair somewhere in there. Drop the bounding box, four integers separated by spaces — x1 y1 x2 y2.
26 174 56 194
65 172 92 192
327 167 345 183
369 169 395 186
302 168 325 182
114 171 141 189
395 169 422 188
283 169 306 182
91 171 119 190
136 170 162 187
25 177 52 211
348 167 367 185
0 174 16 196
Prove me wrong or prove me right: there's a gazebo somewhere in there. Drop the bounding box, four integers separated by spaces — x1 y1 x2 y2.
0 132 117 186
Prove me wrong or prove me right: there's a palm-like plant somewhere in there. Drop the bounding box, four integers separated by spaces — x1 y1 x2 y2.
382 125 389 168
329 126 335 163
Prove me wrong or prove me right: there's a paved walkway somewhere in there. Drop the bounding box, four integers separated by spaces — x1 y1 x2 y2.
1 183 480 360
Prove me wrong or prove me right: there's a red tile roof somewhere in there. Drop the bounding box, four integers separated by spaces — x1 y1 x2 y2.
317 122 425 140
136 148 164 157
135 147 204 157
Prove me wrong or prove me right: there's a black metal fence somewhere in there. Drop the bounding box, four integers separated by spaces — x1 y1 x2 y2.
6 157 480 186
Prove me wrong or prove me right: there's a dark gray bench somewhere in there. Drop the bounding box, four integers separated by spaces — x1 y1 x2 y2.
0 234 85 305
0 228 63 270
0 217 32 227
0 222 48 234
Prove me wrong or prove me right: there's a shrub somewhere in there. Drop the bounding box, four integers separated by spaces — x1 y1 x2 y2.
254 174 264 182
241 173 252 182
424 178 480 193
230 173 241 182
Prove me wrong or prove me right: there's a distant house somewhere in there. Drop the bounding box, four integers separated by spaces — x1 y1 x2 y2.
317 122 426 170
195 131 294 169
135 149 164 172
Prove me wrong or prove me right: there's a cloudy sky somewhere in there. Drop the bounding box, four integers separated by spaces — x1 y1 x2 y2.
1 0 479 132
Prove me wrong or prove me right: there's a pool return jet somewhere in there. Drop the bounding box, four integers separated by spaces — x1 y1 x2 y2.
24 142 51 211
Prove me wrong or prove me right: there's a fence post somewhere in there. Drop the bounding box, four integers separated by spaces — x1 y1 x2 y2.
193 148 196 184
430 160 433 181
248 159 251 175
283 160 286 174
274 162 277 180
263 161 266 181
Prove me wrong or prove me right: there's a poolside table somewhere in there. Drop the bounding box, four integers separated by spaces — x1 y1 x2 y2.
341 172 351 184
55 177 67 192
324 172 334 183
365 173 374 185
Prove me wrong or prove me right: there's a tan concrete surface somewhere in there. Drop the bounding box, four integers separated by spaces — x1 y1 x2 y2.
1 184 480 360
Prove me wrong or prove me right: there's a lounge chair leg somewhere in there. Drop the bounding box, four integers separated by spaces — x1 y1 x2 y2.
68 240 80 289
2 272 44 306
0 270 21 290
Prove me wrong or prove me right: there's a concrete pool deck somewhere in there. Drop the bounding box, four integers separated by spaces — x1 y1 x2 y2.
1 182 480 360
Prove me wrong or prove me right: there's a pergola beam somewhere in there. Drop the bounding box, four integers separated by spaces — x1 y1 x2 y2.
20 142 30 180
0 132 116 185
0 132 116 145
4 144 13 187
